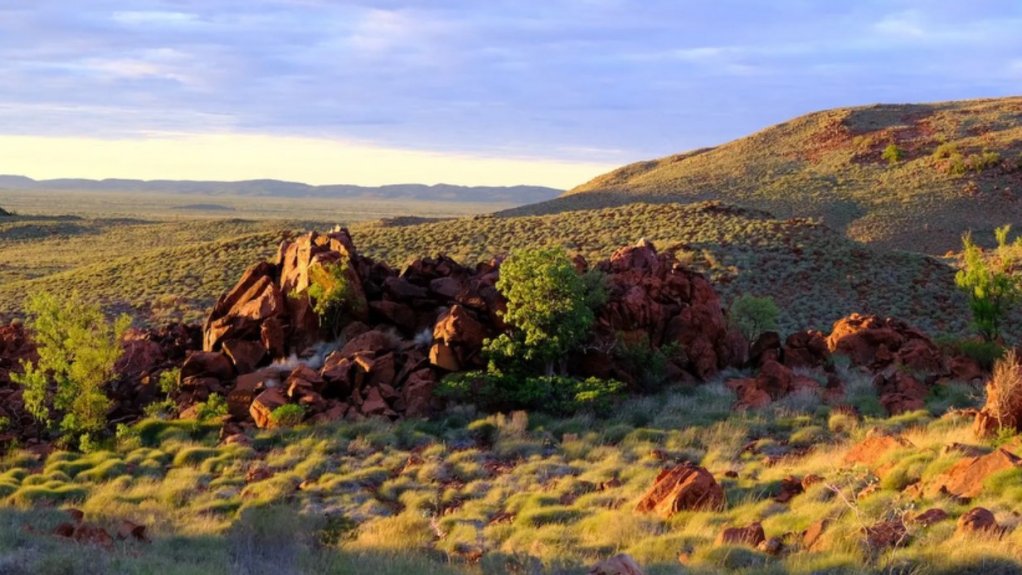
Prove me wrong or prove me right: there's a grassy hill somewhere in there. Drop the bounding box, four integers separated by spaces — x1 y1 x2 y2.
505 97 1022 255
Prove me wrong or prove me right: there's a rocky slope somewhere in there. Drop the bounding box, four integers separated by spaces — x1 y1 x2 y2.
506 97 1022 254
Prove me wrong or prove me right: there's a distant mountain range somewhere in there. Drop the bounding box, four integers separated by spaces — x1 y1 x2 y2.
0 175 561 204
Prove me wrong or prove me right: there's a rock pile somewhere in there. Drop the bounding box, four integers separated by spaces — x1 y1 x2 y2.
634 463 725 517
191 232 734 428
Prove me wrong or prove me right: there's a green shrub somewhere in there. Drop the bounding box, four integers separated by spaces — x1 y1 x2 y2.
956 227 1020 341
438 371 623 415
613 335 680 393
882 143 903 165
729 294 779 341
194 393 229 421
11 292 131 448
306 258 367 337
270 404 305 428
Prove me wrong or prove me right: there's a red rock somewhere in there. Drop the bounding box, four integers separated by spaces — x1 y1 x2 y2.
775 475 805 503
862 520 908 550
429 342 461 372
949 354 987 383
246 465 273 483
827 314 942 373
249 388 289 429
635 464 725 517
758 359 793 399
749 331 782 367
360 386 392 417
203 261 281 352
727 378 772 410
911 508 949 526
803 519 828 550
843 430 913 472
222 339 266 374
588 554 646 575
715 522 765 547
430 277 464 300
370 300 416 332
53 523 76 537
73 523 115 548
180 351 234 383
66 508 85 523
925 448 1022 499
400 369 437 417
956 507 1003 536
228 367 280 419
340 330 394 356
758 537 783 555
783 330 830 369
115 520 148 542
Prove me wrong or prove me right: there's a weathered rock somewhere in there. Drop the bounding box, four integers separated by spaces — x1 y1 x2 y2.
249 388 289 429
956 507 1003 536
925 448 1022 499
635 464 725 517
862 520 908 550
873 368 928 415
844 430 913 473
827 314 942 373
802 519 828 550
222 339 266 374
588 554 645 575
115 520 148 542
911 508 949 527
783 330 830 369
775 475 805 503
180 351 234 383
716 522 765 547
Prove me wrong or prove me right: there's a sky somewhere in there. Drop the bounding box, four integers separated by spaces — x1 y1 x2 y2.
1 1 1020 188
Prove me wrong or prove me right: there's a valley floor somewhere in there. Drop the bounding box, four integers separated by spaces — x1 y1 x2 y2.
1 367 1019 575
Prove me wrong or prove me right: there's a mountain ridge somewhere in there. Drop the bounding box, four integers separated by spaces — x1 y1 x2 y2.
0 175 561 204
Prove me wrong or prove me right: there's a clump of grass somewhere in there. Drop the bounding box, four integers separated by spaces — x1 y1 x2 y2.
985 350 1022 432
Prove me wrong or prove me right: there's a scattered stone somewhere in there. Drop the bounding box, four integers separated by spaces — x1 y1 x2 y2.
716 522 766 547
862 520 909 550
925 448 1022 499
956 507 1004 537
588 554 645 575
635 464 725 518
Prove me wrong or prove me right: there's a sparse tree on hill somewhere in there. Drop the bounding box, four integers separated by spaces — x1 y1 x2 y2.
882 143 904 166
729 294 780 342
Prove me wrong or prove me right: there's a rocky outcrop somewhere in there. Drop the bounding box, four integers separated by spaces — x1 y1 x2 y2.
635 463 725 517
195 234 735 428
827 314 943 373
956 507 1004 537
588 554 645 575
844 430 913 475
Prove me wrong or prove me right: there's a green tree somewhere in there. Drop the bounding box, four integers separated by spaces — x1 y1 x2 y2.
882 143 903 165
729 295 780 342
13 292 131 447
956 226 1019 342
487 247 604 375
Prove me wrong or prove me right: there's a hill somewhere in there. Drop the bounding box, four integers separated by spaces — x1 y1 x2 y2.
506 97 1022 254
0 176 561 205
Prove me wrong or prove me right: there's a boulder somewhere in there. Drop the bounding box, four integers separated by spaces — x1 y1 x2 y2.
956 507 1003 536
222 339 266 373
783 330 830 369
925 448 1022 499
827 314 942 373
775 475 805 503
911 508 949 527
588 554 645 575
862 520 908 550
249 388 289 429
180 351 234 382
844 430 913 472
715 522 765 547
635 464 725 517
802 519 828 550
873 368 929 415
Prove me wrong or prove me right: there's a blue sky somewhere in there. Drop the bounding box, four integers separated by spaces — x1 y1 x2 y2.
0 1 1020 186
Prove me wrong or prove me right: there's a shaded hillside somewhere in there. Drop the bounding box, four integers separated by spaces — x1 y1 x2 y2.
507 97 1022 254
0 175 561 204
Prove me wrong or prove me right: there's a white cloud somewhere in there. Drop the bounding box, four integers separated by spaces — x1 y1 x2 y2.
111 11 200 26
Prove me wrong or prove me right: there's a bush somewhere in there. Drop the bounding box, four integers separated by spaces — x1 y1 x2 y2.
437 371 623 416
613 334 681 393
306 258 367 337
486 247 605 374
985 350 1022 432
12 292 131 448
882 143 903 165
955 227 1020 341
270 404 305 428
729 295 779 341
194 393 229 422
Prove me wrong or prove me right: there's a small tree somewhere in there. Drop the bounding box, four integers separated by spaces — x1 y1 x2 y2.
956 227 1019 342
487 247 605 375
729 295 780 342
882 143 903 166
13 292 131 447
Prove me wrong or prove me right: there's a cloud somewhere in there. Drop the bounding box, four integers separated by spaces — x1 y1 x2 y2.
0 0 1019 186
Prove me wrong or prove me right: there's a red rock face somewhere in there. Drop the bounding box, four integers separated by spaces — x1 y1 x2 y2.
924 448 1022 499
827 313 943 373
716 522 766 547
635 463 725 517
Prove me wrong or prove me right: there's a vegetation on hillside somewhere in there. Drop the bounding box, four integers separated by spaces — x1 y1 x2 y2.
510 97 1022 255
